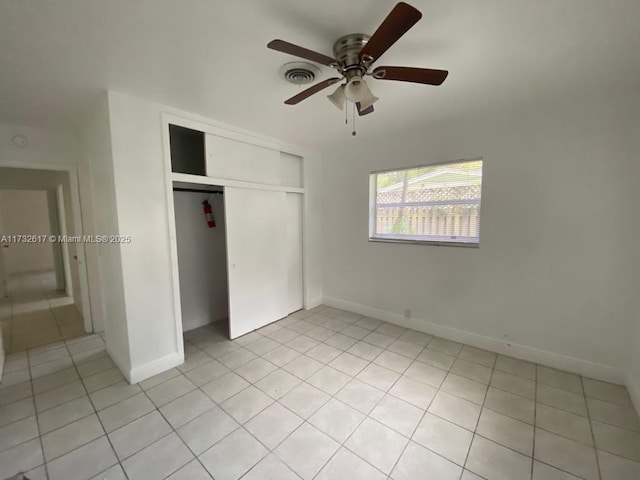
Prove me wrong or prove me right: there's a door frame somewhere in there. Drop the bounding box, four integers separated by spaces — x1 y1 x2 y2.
0 160 93 333
55 184 74 297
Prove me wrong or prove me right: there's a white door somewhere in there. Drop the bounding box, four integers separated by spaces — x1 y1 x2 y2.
56 186 73 298
224 187 289 338
286 193 303 313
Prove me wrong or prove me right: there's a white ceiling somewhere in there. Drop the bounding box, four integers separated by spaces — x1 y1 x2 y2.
1 0 639 149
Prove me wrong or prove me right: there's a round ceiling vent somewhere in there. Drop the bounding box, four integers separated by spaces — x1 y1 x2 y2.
279 62 321 85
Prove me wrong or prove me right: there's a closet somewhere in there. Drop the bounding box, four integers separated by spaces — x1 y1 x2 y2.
172 184 228 332
167 122 304 339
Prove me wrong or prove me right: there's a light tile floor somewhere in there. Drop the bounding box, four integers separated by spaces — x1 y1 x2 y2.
1 271 85 353
1 305 640 479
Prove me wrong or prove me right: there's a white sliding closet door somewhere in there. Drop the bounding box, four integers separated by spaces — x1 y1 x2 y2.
225 187 289 338
286 193 303 313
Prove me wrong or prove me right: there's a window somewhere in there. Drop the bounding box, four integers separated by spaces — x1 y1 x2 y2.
369 159 483 246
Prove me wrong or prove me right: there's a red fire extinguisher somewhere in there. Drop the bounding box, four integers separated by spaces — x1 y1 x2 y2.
202 200 215 228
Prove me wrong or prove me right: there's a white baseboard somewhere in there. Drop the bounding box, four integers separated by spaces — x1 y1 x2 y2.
107 346 183 384
128 352 184 384
323 296 626 385
106 345 132 382
306 295 324 310
627 374 640 415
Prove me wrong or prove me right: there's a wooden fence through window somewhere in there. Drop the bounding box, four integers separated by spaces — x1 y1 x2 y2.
375 185 481 238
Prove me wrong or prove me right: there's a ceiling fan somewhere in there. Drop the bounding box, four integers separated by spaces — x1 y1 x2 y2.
267 2 448 118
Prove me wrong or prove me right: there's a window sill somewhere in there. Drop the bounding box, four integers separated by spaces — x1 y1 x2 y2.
368 237 479 248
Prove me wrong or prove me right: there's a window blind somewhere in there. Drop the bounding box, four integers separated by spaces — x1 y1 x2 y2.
370 159 483 245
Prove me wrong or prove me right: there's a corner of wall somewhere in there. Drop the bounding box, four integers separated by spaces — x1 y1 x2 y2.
302 150 324 309
107 340 183 385
627 315 640 414
106 344 132 381
83 92 133 373
124 351 183 385
628 372 640 415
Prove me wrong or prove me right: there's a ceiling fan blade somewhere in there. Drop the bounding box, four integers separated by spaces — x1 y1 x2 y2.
356 102 375 116
359 2 422 63
284 77 342 105
372 66 449 85
267 39 337 67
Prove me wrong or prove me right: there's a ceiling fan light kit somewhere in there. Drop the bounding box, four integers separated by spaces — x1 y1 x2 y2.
267 2 449 135
344 76 378 110
327 84 346 110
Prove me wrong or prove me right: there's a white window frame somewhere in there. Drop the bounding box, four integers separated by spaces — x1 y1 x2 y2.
368 158 483 247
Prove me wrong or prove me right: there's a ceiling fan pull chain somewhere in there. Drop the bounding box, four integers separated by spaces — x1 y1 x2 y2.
345 99 348 124
352 101 357 136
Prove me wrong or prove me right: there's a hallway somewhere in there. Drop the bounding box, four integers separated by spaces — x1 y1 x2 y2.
1 271 85 353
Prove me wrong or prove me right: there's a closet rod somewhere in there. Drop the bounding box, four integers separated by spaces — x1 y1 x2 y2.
173 187 223 195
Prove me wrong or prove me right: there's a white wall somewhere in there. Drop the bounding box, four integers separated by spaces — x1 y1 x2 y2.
303 150 324 306
0 189 56 274
320 95 639 382
627 96 640 410
106 92 180 377
93 90 319 382
629 317 640 412
174 191 228 331
82 94 130 369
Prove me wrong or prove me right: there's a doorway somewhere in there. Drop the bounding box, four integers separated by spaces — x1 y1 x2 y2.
173 183 229 342
0 167 90 355
1 189 62 295
172 181 305 343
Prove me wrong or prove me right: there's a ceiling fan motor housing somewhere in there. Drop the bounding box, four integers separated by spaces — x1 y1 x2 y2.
333 33 370 79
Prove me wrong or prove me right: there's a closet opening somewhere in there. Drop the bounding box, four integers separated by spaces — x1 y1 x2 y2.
172 181 229 341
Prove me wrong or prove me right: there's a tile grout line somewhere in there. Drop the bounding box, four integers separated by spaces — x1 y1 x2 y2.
64 336 130 480
208 341 341 479
6 306 638 480
531 362 538 479
47 296 66 345
137 332 307 478
133 314 636 476
460 348 498 479
197 316 517 478
27 343 51 480
187 336 311 477
380 336 448 479
5 345 112 476
190 316 402 479
184 327 596 480
148 343 263 477
137 385 210 480
225 326 345 480
300 330 426 479
582 375 603 480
